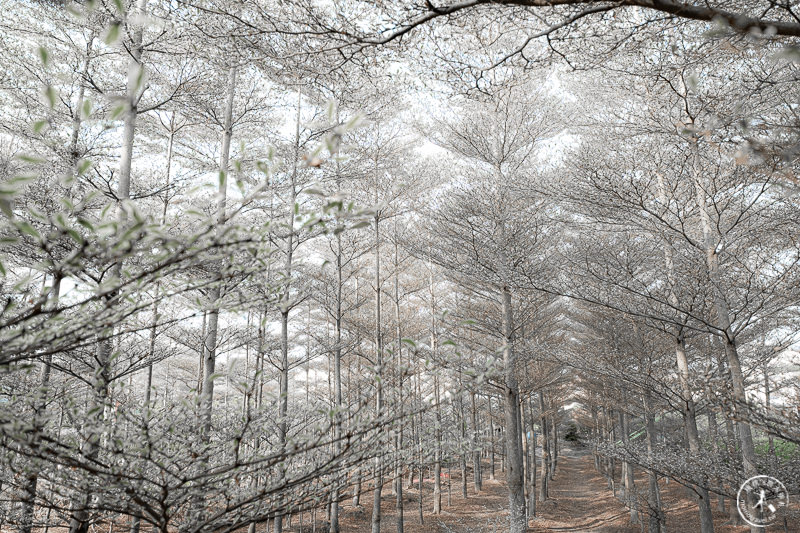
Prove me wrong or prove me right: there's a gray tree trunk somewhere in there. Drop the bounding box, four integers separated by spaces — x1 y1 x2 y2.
471 391 482 491
371 212 384 533
274 88 302 533
538 392 549 503
657 173 714 533
675 336 715 532
17 278 61 533
329 141 345 533
618 410 639 524
501 287 526 533
643 393 665 533
692 146 761 533
489 395 496 481
68 6 147 530
528 394 537 519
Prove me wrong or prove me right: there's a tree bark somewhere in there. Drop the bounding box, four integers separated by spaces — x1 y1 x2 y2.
489 395 496 481
501 287 526 533
675 336 714 532
692 143 761 533
329 141 345 533
274 88 302 533
538 392 549 503
618 410 639 524
68 6 147 530
656 171 714 533
371 211 384 533
471 391 482 491
643 392 665 533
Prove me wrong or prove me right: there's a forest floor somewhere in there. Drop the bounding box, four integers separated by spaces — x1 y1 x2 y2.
39 443 797 532
329 443 799 532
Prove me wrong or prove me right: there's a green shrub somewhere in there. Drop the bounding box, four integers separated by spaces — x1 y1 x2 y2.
755 438 798 460
563 421 580 442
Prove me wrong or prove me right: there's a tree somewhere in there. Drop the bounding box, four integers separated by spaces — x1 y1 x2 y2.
416 84 562 532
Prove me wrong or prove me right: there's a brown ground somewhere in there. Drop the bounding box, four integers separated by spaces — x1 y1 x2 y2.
25 444 798 532
322 444 799 532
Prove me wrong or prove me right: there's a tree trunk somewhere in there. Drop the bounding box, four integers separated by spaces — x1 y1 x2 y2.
330 174 344 533
763 364 776 465
521 398 531 521
618 410 639 524
371 211 383 533
538 392 549 503
703 381 725 512
352 335 362 508
716 353 744 526
433 375 442 515
275 88 302 533
527 394 537 519
459 388 468 500
393 233 404 533
675 336 714 532
501 287 526 533
693 146 761 533
489 395 496 481
18 278 62 533
69 6 147 530
471 391 482 492
657 172 714 533
643 392 665 533
550 416 558 479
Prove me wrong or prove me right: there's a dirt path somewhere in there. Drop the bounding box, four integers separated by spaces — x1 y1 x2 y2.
528 445 640 532
336 445 641 532
331 445 798 532
530 445 799 532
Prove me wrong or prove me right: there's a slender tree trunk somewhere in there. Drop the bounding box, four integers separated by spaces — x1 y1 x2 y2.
18 278 62 533
538 392 549 503
20 27 93 528
763 364 776 465
703 380 725 512
393 231 404 533
471 391 482 491
551 417 558 477
447 463 452 507
329 230 343 533
189 64 237 531
459 386 468 499
197 311 206 394
656 173 714 533
371 211 384 533
352 345 362 508
591 404 600 472
618 410 639 524
501 287 526 533
676 336 715 532
692 145 761 533
527 394 537 519
274 88 301 533
130 113 177 533
489 395 496 481
431 273 442 514
715 352 744 526
643 392 665 533
416 435 423 526
433 376 442 514
68 6 147 530
330 160 344 533
607 406 616 495
521 398 530 521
